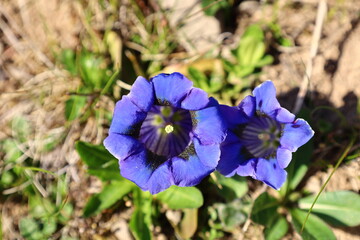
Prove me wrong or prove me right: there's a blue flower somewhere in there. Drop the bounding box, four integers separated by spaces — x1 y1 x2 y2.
217 81 314 189
104 72 226 194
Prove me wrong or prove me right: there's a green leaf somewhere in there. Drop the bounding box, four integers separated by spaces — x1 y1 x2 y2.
299 191 360 227
19 217 57 240
242 24 264 40
1 170 15 186
201 0 230 16
214 172 248 202
130 189 152 240
65 95 87 121
2 139 22 163
256 55 274 68
75 141 123 181
251 192 279 227
60 49 77 75
215 200 247 231
289 138 314 190
29 195 56 218
12 116 31 143
19 218 39 239
264 216 288 240
188 67 209 91
290 209 336 240
156 186 203 209
83 180 133 217
79 51 108 90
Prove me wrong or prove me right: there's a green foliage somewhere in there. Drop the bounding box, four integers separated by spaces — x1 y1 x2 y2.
83 180 134 217
60 49 77 75
17 176 73 240
78 50 110 90
65 95 87 121
290 209 336 240
201 0 231 16
214 200 247 231
225 24 273 79
251 192 279 227
19 217 57 240
212 172 248 202
130 189 152 240
188 67 223 94
75 141 123 181
299 191 360 227
269 23 293 47
156 186 204 209
264 216 288 240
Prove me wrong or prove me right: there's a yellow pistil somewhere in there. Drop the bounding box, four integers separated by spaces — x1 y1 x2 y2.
165 124 174 134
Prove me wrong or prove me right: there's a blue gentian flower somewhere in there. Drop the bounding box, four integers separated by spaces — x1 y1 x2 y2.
217 81 314 189
104 72 226 194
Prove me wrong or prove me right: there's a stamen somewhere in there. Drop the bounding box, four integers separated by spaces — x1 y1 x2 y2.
138 105 192 157
240 115 283 159
258 133 271 141
165 124 174 133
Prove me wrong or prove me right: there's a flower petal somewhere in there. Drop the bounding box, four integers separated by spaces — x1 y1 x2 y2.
119 149 152 191
147 161 174 194
128 76 154 112
277 147 292 168
219 105 248 130
104 133 143 160
238 95 256 118
172 146 214 187
181 87 209 110
236 158 257 177
193 98 226 145
151 72 193 107
275 107 295 123
217 132 243 177
254 158 287 190
280 119 314 152
193 137 220 169
252 80 280 115
109 96 147 134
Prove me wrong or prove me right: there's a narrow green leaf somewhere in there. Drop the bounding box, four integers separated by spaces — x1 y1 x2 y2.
156 186 203 209
299 191 360 227
290 209 336 240
264 216 288 240
130 188 152 240
65 95 87 121
83 180 133 217
251 192 279 227
60 49 77 75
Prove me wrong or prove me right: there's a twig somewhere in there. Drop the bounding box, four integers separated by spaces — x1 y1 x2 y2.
293 0 327 114
116 80 132 91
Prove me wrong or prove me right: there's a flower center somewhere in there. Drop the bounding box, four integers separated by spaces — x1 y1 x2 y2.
239 114 283 159
139 106 193 158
